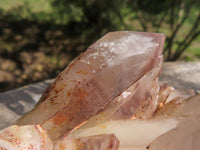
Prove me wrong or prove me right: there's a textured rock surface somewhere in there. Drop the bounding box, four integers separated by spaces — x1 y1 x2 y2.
0 62 199 129
0 80 53 129
160 62 200 91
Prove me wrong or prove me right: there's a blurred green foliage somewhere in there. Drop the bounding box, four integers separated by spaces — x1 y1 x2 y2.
1 0 199 60
0 0 200 91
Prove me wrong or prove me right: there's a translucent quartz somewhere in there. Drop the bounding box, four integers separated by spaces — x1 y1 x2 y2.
54 134 119 150
1 31 199 150
68 57 163 130
17 31 165 141
149 95 200 150
0 125 52 150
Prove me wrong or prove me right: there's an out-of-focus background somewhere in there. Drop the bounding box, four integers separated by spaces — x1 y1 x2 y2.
0 0 199 92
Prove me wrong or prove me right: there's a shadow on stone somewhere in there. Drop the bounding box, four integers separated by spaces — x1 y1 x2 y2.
0 79 53 129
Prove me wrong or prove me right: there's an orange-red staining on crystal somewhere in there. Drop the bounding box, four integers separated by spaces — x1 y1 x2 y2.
159 103 164 108
50 96 59 105
76 70 88 75
27 144 34 150
53 113 66 125
57 74 63 80
35 125 49 149
79 88 89 98
59 143 66 150
54 88 63 94
0 130 21 148
101 125 106 129
131 115 137 120
72 121 87 132
67 91 71 97
76 70 82 74
0 148 8 150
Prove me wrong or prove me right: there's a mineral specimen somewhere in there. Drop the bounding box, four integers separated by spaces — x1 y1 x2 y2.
17 31 165 141
0 31 199 150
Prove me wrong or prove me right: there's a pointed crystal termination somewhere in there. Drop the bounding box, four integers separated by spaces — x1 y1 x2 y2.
17 31 166 141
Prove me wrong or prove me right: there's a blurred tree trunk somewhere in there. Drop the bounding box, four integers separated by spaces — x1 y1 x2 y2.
129 0 200 61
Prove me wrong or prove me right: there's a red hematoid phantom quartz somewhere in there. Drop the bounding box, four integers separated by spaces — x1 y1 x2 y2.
1 31 196 150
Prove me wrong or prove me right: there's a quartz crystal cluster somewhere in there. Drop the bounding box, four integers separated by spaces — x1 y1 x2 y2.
0 31 199 150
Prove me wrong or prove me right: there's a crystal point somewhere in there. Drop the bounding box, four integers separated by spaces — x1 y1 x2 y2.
0 31 199 150
0 31 169 150
17 31 166 141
